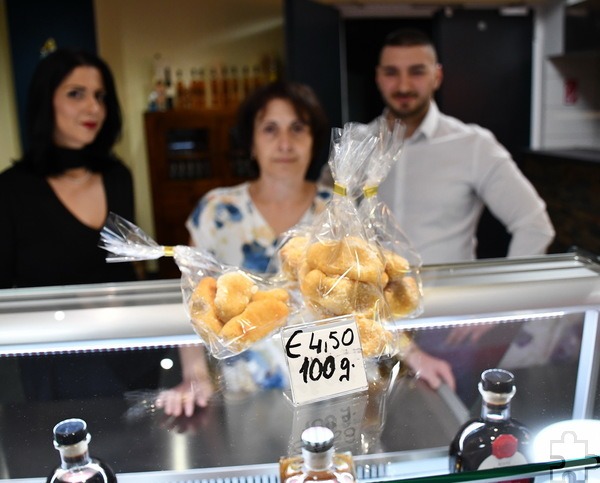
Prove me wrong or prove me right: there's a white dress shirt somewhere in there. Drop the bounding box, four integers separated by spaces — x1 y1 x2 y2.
377 102 555 264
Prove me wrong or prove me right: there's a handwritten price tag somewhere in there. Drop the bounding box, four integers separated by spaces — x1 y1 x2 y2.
281 315 368 405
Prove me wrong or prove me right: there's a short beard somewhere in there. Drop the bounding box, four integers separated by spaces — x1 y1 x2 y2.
386 96 430 123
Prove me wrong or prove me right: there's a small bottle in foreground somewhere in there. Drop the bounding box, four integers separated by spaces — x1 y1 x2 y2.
47 418 117 483
280 426 356 483
449 368 532 482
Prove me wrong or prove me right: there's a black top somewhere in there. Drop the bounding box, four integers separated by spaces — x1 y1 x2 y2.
0 159 136 288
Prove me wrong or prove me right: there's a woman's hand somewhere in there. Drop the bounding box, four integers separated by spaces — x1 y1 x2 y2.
404 345 456 391
156 345 214 417
156 376 213 417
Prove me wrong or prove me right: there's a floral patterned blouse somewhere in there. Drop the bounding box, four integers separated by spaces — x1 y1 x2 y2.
185 181 332 393
186 181 332 273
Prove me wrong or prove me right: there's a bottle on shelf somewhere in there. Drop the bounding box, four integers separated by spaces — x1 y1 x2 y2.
449 368 532 481
209 67 220 108
220 66 230 108
47 418 117 483
241 65 252 100
280 426 356 483
252 64 264 91
175 68 189 109
227 65 239 107
190 68 207 110
164 67 175 110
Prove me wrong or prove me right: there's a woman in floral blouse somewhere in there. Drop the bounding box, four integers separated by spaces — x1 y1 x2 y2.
158 81 333 417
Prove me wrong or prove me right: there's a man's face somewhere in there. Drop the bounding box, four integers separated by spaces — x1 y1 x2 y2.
375 44 442 123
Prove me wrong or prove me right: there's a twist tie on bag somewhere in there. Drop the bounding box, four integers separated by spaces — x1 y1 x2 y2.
333 183 348 197
363 186 379 198
163 246 175 257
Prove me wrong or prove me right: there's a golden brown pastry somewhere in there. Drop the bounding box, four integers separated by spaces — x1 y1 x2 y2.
384 276 421 317
279 236 309 281
220 298 290 348
300 268 382 317
382 249 410 282
251 287 290 303
214 271 257 322
355 314 393 358
306 237 384 284
189 276 223 336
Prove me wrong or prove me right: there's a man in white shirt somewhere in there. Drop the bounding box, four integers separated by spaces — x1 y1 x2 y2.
374 28 555 264
319 29 556 395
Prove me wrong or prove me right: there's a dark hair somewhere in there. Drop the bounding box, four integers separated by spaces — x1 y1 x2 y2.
381 28 438 59
21 48 122 175
235 81 329 168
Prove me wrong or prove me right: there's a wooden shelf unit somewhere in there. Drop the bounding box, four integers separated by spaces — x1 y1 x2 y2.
144 109 255 278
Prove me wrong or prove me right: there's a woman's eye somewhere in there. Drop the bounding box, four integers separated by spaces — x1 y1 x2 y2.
291 122 308 134
95 91 107 103
262 124 277 135
67 89 85 99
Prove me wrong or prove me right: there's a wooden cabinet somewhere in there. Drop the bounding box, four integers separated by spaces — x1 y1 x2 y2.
144 109 256 278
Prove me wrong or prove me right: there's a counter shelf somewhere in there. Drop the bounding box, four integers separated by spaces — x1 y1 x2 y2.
1 253 599 482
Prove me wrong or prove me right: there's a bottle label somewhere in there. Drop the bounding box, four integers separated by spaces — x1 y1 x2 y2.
478 434 528 469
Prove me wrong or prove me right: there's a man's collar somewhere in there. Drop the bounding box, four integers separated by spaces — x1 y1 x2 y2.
417 101 439 140
382 101 439 142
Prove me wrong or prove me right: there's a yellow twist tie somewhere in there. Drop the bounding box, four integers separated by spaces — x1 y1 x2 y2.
363 186 379 198
333 183 347 196
163 246 175 257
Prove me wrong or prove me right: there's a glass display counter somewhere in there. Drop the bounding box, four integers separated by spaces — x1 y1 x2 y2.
1 253 600 482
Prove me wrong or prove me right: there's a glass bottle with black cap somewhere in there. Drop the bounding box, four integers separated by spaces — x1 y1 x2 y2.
47 418 117 483
449 368 532 481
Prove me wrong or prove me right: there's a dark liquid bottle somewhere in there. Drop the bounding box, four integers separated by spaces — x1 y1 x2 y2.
47 418 117 483
449 368 532 482
280 426 356 483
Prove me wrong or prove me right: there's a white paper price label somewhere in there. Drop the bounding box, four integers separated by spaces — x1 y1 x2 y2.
281 315 368 405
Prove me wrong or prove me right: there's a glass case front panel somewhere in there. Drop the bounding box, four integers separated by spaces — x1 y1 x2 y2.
1 254 600 482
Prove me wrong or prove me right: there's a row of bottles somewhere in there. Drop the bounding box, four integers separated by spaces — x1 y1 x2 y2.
149 54 282 112
45 369 531 483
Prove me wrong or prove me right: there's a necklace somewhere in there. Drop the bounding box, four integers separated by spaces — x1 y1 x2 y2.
60 169 93 185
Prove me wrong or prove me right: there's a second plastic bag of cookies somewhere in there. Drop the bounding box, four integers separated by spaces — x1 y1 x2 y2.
358 117 424 322
277 123 400 360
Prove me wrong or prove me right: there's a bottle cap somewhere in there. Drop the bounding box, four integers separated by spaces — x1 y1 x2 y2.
481 368 515 394
301 426 334 453
53 418 88 446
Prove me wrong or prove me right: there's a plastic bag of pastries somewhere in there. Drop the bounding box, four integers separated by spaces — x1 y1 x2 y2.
99 212 292 359
276 123 402 359
358 118 424 322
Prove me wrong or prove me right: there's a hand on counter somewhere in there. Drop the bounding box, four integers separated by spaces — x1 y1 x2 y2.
156 345 214 417
404 345 456 392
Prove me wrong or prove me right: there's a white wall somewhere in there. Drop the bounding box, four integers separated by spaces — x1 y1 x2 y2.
0 0 21 170
533 0 600 150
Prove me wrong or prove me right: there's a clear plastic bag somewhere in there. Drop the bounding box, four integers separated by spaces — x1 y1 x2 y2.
358 118 424 322
276 123 401 359
99 213 292 359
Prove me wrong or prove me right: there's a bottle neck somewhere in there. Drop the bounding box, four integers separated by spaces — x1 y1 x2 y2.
481 401 511 421
302 448 334 473
57 441 92 469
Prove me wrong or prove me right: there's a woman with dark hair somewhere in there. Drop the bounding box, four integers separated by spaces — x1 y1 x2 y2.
0 48 136 288
186 81 332 272
0 49 153 401
157 81 333 417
